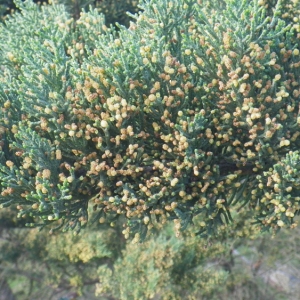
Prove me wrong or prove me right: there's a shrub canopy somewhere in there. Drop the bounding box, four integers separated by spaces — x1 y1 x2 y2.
0 0 300 240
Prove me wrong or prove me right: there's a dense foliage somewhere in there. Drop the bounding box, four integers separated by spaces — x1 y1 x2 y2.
1 0 300 299
0 0 300 242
